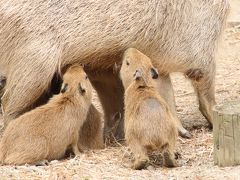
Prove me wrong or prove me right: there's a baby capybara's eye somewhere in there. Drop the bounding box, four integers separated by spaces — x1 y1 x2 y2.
85 75 88 80
126 61 130 66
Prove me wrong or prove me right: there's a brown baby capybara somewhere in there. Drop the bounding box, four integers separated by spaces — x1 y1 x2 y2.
120 48 178 170
78 104 104 150
0 74 104 152
0 73 104 150
0 0 229 139
0 64 92 165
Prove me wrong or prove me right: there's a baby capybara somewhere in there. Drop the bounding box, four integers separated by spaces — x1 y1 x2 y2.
120 48 178 170
78 104 104 150
0 64 92 165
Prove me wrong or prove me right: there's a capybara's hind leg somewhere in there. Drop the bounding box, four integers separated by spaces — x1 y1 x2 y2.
129 139 149 170
156 74 191 138
191 64 216 128
4 137 48 165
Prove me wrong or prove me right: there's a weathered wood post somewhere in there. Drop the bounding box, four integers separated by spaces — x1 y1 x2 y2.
213 101 240 167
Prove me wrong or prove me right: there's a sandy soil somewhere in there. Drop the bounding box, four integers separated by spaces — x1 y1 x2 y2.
0 3 240 180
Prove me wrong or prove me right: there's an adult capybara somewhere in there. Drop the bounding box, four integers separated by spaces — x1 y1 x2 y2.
0 0 229 138
0 64 92 165
120 48 178 169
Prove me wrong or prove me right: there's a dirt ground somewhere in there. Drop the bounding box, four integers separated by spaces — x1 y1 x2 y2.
0 2 240 180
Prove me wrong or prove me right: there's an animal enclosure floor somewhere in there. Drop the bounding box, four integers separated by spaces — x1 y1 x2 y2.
1 15 240 180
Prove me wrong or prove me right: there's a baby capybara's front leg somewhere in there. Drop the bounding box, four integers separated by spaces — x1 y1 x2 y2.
72 131 81 156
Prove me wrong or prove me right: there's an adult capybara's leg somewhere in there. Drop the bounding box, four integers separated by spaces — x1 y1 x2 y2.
156 75 191 138
87 70 124 140
191 65 216 128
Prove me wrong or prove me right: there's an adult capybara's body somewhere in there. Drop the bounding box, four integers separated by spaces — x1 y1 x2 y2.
0 65 92 165
120 48 178 170
0 0 229 138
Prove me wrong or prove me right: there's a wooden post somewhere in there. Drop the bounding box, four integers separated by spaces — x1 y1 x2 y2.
213 101 240 167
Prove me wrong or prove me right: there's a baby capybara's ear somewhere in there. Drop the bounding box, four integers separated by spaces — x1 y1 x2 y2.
150 68 158 79
60 83 68 93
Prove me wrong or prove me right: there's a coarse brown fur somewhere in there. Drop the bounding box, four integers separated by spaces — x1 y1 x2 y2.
0 64 92 165
120 48 178 170
0 0 230 138
78 104 104 150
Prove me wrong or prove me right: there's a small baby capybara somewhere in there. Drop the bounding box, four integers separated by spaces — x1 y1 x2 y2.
0 69 104 152
0 64 92 165
120 48 178 170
